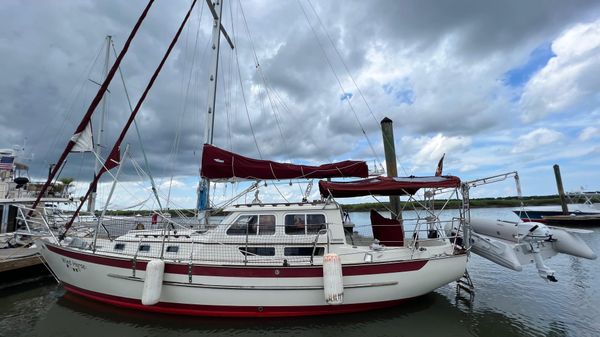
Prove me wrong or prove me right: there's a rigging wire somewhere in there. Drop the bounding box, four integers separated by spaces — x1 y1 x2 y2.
306 0 393 174
71 153 86 202
237 0 290 155
87 147 153 211
271 181 290 203
225 1 239 153
166 2 207 208
236 1 336 165
259 76 336 163
216 25 233 151
225 32 234 151
39 40 106 183
296 0 382 172
228 1 262 159
110 40 163 211
94 79 112 204
219 4 235 152
234 1 339 203
306 1 383 127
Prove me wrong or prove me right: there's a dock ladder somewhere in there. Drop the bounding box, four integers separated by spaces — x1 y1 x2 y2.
456 269 475 299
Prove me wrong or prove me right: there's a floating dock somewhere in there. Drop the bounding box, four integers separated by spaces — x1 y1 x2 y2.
543 215 600 227
0 248 49 287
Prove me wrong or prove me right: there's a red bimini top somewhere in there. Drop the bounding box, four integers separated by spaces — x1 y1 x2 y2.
318 175 461 198
201 144 369 180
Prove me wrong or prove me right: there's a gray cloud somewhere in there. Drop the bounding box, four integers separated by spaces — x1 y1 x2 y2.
1 0 600 200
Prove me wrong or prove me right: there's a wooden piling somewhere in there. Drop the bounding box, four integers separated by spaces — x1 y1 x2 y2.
553 164 569 215
380 117 402 219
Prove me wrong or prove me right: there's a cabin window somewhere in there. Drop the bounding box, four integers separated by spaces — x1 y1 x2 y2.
166 245 179 253
259 215 276 235
285 214 326 235
114 243 126 251
239 247 275 256
227 215 258 235
285 214 306 234
284 247 325 256
138 245 151 252
307 214 326 234
227 214 276 235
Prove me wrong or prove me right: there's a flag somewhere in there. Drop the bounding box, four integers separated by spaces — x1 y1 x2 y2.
0 156 15 170
435 153 445 176
70 122 94 152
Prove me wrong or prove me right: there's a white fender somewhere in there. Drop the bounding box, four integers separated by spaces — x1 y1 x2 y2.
551 229 597 260
323 253 343 305
142 259 165 306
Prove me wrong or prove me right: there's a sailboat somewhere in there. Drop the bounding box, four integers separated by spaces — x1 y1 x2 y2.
36 1 469 317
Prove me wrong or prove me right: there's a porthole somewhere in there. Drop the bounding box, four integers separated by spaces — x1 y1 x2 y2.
166 245 179 253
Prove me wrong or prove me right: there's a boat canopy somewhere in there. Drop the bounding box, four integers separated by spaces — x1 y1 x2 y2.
318 175 461 198
201 144 369 180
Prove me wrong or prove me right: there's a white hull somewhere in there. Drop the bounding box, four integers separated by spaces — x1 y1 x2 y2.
40 241 467 317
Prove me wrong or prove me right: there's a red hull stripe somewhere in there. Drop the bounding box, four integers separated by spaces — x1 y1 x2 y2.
521 218 547 223
63 282 414 317
46 243 428 277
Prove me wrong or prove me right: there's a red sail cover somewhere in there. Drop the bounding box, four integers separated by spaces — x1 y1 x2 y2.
319 175 461 198
201 144 369 180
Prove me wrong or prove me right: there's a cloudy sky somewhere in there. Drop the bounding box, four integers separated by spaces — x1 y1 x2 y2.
1 0 600 210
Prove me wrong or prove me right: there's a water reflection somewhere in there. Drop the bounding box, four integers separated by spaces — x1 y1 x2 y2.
28 284 562 337
0 279 57 337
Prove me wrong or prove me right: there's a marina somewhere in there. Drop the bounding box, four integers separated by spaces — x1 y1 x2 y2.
1 0 600 336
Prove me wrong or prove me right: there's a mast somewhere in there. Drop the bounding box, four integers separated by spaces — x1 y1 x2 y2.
204 0 224 147
28 0 155 216
88 35 112 214
60 0 198 239
198 0 235 221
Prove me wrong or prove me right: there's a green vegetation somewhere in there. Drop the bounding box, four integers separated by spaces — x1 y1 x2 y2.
340 195 563 212
58 177 75 186
57 177 75 194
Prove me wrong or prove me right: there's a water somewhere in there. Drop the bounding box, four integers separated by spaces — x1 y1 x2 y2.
1 208 598 337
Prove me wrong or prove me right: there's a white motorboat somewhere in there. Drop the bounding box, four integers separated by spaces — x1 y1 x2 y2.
0 147 77 246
